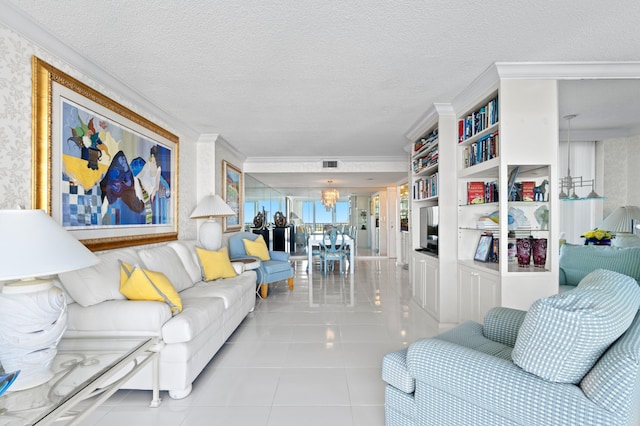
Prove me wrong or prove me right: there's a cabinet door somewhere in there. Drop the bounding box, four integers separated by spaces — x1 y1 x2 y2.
423 257 439 317
476 270 500 321
457 265 478 322
411 254 425 306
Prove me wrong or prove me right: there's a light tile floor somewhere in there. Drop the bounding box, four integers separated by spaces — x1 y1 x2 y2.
80 258 439 425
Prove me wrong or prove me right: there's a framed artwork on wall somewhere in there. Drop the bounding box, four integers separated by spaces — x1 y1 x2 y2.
222 160 243 232
31 56 179 251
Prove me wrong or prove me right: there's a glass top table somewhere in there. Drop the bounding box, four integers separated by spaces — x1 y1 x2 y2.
0 336 162 426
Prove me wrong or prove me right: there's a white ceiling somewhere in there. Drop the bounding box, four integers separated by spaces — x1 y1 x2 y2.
4 1 640 197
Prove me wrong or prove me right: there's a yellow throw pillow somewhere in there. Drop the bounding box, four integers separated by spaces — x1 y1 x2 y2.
196 246 238 281
243 235 270 261
119 261 182 314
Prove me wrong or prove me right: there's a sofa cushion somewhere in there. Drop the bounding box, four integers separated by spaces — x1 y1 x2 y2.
559 243 640 286
119 262 183 315
65 299 172 336
58 248 140 307
436 320 514 360
512 269 640 384
137 245 194 292
196 246 238 280
161 297 226 344
180 273 254 309
167 240 203 284
243 235 270 261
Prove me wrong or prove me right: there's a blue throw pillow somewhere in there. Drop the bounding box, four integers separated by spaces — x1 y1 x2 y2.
512 269 640 383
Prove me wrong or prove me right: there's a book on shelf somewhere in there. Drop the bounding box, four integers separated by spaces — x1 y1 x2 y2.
458 97 499 143
467 181 498 205
413 129 438 153
520 181 535 202
467 181 485 204
413 172 438 200
462 131 499 168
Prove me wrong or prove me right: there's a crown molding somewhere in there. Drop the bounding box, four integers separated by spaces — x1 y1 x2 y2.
494 61 640 80
0 2 200 142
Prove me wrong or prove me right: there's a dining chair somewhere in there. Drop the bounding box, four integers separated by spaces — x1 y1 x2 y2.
319 227 347 275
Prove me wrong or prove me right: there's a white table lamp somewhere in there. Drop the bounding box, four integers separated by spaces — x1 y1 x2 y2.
599 206 640 247
0 209 99 391
190 194 235 250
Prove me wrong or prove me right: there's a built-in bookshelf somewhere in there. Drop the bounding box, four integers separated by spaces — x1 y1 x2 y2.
412 128 439 201
454 77 559 317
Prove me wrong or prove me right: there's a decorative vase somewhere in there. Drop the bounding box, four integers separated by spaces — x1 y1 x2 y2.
584 238 611 246
516 238 531 267
532 238 547 267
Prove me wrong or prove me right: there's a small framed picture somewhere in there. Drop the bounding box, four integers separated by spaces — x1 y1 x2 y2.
474 234 493 262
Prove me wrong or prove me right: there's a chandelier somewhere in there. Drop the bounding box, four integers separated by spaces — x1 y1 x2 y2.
321 182 339 211
558 114 600 200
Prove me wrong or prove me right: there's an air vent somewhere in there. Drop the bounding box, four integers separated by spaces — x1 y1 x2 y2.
323 160 338 168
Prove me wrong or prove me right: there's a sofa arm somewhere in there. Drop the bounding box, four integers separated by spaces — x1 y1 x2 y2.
269 251 290 261
406 338 616 425
482 307 527 347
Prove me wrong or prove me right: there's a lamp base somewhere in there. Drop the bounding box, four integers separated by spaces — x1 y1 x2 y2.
199 219 223 250
0 279 67 391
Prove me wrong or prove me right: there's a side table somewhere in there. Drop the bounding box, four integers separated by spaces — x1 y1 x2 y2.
232 258 265 298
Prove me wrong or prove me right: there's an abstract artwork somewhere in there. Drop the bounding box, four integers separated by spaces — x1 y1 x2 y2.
32 57 179 250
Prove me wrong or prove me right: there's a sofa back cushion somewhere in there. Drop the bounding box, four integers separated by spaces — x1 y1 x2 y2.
137 245 194 292
559 243 640 286
167 240 202 284
512 269 640 383
58 248 141 307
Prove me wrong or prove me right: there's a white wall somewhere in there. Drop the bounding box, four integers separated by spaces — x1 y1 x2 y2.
600 135 640 218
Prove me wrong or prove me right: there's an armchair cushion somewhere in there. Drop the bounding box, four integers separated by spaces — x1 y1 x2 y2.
243 235 270 261
559 243 640 287
513 269 640 384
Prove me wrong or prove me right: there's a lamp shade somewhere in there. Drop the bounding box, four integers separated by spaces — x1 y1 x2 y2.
190 194 235 219
599 206 640 233
0 210 99 281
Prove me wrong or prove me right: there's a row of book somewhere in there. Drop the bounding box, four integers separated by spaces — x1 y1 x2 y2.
467 181 499 205
413 128 438 153
467 180 541 205
458 98 499 143
413 173 438 200
462 131 499 168
412 146 438 174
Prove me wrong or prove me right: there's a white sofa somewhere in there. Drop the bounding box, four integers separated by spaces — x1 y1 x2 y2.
56 239 256 399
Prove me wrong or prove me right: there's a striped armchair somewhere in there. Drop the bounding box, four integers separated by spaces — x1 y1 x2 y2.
383 269 640 425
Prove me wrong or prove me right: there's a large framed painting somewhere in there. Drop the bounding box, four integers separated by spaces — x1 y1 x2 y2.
31 57 179 251
222 160 242 232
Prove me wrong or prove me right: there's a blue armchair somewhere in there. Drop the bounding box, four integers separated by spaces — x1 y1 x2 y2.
382 269 640 425
228 232 294 298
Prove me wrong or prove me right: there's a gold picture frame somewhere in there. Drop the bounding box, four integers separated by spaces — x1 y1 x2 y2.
31 56 179 251
222 160 243 232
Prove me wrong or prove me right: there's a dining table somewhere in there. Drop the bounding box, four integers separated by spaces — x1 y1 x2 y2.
307 232 354 274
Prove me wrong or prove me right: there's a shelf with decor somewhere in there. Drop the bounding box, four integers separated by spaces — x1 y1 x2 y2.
454 75 559 314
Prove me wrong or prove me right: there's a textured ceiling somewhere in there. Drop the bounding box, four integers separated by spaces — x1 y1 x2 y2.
4 0 640 194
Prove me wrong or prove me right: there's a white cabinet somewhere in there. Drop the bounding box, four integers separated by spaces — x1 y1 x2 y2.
458 262 500 323
411 251 440 319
